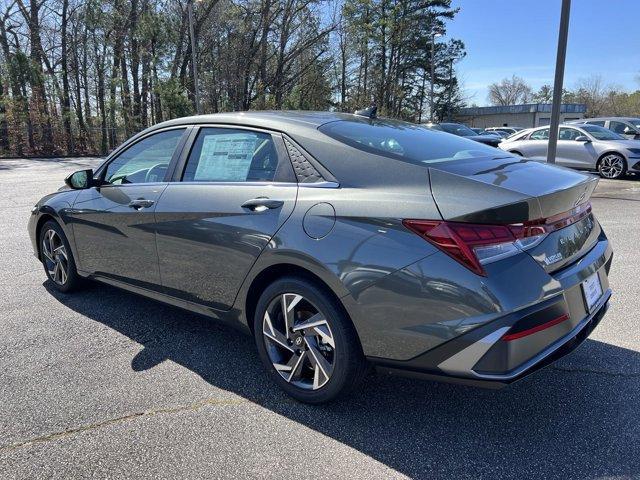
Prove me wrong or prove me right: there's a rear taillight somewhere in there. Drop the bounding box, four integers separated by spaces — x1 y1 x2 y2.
403 202 592 276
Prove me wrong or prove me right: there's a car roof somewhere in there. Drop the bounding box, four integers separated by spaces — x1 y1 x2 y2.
150 110 363 133
579 117 640 122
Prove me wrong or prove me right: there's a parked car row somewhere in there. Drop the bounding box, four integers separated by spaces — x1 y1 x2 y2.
499 123 640 179
424 118 640 179
569 117 640 140
423 122 502 147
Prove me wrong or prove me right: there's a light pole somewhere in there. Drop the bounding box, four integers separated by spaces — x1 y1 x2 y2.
429 32 443 122
547 0 571 164
187 0 202 115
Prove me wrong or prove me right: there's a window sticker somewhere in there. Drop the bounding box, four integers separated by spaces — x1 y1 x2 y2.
194 133 257 181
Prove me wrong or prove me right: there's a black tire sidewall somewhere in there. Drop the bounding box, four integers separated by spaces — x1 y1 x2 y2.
39 220 81 293
253 276 364 404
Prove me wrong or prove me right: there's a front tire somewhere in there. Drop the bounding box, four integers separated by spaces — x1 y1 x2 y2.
598 153 627 179
39 220 83 293
253 276 367 403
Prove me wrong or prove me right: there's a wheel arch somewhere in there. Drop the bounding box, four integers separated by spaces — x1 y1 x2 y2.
34 212 58 259
243 263 350 335
596 150 628 166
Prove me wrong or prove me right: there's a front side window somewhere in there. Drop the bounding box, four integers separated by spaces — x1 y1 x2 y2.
183 128 280 182
581 124 625 141
318 119 501 165
105 129 185 184
559 128 582 141
529 128 549 140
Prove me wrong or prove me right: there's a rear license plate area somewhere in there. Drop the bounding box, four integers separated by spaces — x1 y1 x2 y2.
581 272 603 313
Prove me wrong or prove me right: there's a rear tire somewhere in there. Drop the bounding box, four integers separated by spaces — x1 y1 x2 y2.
253 276 367 404
39 220 83 293
597 153 627 179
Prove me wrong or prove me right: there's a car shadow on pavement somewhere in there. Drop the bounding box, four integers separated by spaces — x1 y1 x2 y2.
45 280 640 479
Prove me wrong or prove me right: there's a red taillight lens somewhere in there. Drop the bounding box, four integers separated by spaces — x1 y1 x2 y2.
403 202 592 276
402 220 515 276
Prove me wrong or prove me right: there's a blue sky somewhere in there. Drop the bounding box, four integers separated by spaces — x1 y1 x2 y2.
445 0 640 105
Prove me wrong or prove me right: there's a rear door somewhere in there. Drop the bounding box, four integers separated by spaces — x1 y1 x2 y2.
71 127 188 288
556 127 597 168
154 126 298 310
519 127 549 161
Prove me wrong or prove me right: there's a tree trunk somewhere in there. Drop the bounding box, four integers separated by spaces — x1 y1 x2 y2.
60 0 73 154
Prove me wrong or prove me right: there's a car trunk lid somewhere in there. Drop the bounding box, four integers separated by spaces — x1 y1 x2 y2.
428 157 600 272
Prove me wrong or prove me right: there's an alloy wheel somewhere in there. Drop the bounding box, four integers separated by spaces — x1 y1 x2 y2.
42 229 69 286
599 154 625 179
262 293 335 390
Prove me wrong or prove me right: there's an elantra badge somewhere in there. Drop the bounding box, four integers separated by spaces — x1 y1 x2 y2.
544 252 564 265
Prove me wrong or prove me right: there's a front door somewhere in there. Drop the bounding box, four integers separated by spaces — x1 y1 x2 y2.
70 128 187 288
154 127 297 310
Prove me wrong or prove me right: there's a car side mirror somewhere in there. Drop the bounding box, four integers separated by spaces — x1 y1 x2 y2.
65 169 95 189
574 136 591 143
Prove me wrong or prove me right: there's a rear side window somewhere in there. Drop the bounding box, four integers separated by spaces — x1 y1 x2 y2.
529 128 549 140
318 119 500 165
586 120 606 127
183 128 282 182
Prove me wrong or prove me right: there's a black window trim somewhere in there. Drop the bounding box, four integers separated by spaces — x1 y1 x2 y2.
93 125 191 186
169 124 297 185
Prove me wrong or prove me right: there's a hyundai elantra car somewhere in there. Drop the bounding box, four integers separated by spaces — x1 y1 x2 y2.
499 123 640 179
29 111 613 403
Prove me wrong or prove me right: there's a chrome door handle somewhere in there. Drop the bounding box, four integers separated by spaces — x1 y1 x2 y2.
128 198 155 210
241 197 284 212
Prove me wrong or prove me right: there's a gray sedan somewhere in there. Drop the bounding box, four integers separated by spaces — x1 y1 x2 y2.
28 111 612 403
499 123 640 179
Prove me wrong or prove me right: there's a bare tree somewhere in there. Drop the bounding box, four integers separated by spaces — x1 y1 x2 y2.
487 75 532 106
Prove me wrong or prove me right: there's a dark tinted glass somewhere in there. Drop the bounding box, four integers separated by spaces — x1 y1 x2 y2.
183 128 280 182
581 124 624 140
318 120 501 164
439 123 477 136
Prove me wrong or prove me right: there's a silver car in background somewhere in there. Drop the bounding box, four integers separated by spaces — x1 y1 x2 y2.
569 117 640 140
499 123 640 179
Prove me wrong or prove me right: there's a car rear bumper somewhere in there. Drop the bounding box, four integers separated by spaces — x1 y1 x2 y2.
365 234 613 388
374 294 609 388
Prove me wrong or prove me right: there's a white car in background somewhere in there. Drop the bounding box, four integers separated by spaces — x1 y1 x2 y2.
499 123 640 179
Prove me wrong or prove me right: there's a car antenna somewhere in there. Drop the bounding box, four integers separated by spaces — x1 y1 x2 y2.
354 104 377 119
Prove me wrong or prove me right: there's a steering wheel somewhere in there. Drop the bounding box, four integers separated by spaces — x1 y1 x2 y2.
145 163 168 183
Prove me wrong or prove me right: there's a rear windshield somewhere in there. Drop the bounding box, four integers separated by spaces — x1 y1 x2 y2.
318 120 502 164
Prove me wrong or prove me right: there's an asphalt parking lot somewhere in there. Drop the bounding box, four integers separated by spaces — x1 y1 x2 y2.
1 157 639 479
